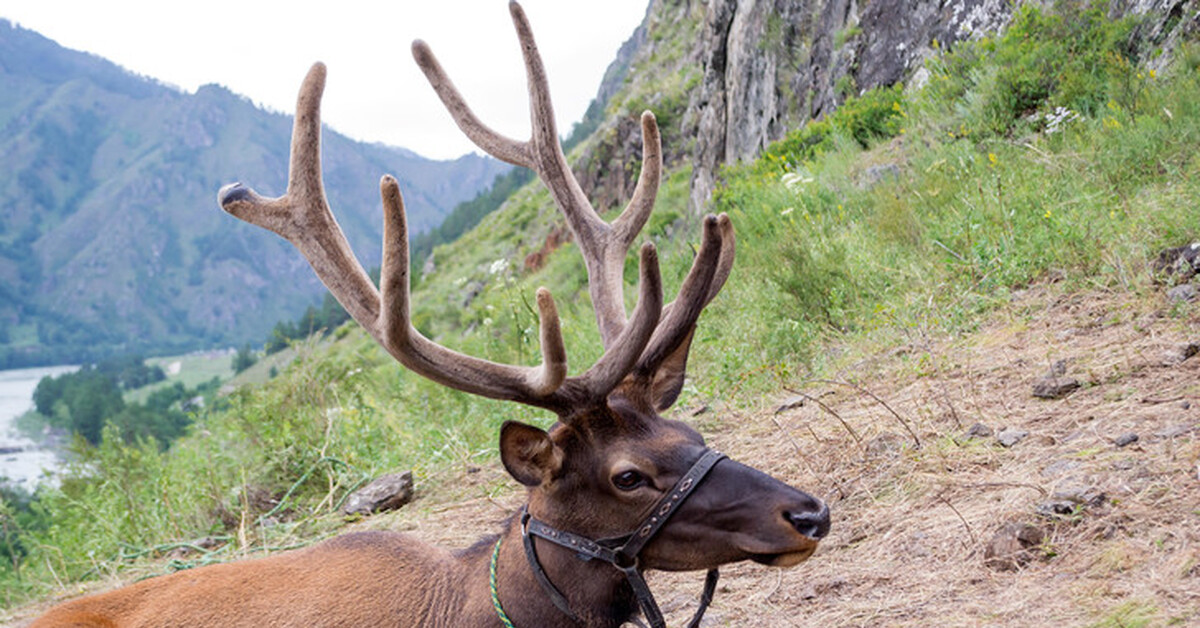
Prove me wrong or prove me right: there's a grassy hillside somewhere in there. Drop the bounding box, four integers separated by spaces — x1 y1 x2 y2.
3 4 1199 625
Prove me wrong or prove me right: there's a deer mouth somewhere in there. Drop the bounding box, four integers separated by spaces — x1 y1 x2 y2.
751 545 818 567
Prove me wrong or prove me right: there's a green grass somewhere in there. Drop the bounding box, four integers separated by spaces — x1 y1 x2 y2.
123 352 235 404
4 1 1200 614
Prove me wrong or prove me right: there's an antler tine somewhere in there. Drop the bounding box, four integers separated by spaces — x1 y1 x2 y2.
221 63 570 407
587 111 664 348
379 177 568 401
416 2 661 350
634 214 729 377
565 243 663 401
611 112 662 250
219 62 383 339
410 40 532 169
662 212 736 320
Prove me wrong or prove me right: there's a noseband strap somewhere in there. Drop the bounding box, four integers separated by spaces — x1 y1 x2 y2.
519 449 726 628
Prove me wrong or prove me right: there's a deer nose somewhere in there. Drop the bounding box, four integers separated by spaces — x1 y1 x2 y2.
784 501 830 540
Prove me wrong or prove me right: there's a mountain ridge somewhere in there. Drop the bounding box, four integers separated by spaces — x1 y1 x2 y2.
0 19 509 368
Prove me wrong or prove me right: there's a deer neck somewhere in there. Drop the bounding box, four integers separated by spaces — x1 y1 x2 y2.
489 514 636 628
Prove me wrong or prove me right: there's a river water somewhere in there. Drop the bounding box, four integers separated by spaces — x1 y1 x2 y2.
0 365 77 490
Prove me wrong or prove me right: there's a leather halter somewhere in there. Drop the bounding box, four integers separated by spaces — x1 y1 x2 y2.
518 449 726 628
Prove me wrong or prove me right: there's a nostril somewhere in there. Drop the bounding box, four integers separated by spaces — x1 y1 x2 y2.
784 504 831 540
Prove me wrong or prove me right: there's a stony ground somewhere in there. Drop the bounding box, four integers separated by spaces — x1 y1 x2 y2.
8 283 1199 627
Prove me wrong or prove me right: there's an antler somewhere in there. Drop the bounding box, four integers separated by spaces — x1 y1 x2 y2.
219 0 736 417
414 1 736 391
218 64 571 406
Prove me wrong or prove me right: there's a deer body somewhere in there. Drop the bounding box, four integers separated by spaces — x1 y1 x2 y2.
32 3 829 626
32 524 638 628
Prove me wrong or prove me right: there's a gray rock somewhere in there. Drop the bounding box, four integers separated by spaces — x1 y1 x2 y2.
1035 500 1079 517
861 163 901 188
1167 283 1198 303
961 423 993 440
1114 433 1139 447
1051 484 1106 507
342 471 415 516
997 428 1029 448
1161 342 1200 365
1153 242 1200 279
1155 423 1198 439
1032 376 1080 399
1041 459 1081 477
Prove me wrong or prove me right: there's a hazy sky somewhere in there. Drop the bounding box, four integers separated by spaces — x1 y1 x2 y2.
2 1 649 160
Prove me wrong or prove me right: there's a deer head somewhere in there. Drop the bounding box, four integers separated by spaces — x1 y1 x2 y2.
218 2 828 624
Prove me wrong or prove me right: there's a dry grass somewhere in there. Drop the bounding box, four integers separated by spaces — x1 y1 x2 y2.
7 284 1199 627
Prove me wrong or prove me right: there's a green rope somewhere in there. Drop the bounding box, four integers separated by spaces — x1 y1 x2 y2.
490 537 517 628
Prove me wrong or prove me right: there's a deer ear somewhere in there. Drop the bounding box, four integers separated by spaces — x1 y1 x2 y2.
650 326 695 412
500 421 564 487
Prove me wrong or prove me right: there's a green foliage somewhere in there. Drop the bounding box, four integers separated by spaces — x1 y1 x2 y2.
409 168 534 272
919 3 1140 139
708 2 1199 390
28 356 215 446
755 84 906 175
232 344 258 374
264 293 351 355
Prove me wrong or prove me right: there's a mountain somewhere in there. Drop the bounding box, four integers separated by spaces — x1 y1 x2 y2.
0 20 509 367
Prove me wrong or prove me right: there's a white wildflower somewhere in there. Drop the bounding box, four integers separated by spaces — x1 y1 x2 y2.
488 258 509 275
1044 106 1080 135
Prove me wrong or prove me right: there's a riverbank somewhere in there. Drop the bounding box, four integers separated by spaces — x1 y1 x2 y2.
0 365 77 489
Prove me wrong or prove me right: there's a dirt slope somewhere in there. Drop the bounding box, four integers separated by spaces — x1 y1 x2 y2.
354 282 1200 627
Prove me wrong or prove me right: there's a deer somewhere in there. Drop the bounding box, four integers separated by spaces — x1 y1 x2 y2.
30 3 829 627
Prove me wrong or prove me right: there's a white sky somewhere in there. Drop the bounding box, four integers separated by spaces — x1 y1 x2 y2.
1 1 649 160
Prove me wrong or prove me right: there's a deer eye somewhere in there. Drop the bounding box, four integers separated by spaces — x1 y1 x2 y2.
612 470 646 491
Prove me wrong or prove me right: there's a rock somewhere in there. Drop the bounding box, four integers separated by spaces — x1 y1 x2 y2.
1041 459 1081 478
1167 283 1198 303
1038 484 1106 519
1032 376 1080 399
1155 423 1198 439
1052 484 1106 507
342 471 415 516
1114 433 1139 447
961 423 994 440
996 428 1029 448
1161 342 1200 365
984 522 1046 571
1035 501 1078 517
861 163 901 188
1153 242 1200 280
1049 359 1068 377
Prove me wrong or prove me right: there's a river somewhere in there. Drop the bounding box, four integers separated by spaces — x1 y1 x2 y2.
0 365 77 490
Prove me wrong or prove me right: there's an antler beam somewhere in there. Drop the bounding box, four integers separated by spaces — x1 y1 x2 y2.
219 63 570 407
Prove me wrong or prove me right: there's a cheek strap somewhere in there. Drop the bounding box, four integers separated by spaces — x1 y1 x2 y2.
519 449 727 628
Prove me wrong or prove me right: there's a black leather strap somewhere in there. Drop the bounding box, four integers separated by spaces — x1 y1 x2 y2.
613 449 725 559
518 449 727 628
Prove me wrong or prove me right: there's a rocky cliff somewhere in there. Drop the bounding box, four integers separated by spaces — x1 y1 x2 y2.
572 0 1200 214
